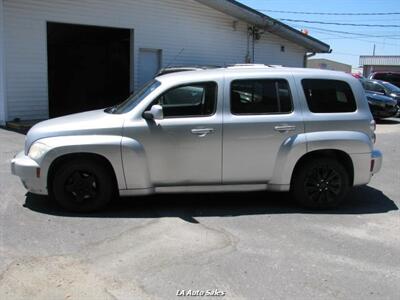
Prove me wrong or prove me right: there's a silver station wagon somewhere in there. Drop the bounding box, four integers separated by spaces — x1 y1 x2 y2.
11 65 382 211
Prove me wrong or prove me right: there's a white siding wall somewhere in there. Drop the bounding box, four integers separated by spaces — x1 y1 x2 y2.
254 31 305 67
3 0 306 120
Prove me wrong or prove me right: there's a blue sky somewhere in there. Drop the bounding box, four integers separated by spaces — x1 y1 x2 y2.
238 0 400 69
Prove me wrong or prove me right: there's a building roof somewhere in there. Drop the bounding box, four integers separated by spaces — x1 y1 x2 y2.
308 58 351 68
360 55 400 66
195 0 331 53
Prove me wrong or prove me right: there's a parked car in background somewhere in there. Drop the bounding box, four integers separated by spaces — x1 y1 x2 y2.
361 79 399 119
11 65 382 212
369 72 400 88
365 92 398 119
363 79 400 105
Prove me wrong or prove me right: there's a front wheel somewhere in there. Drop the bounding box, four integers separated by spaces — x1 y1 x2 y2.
291 158 350 209
52 158 115 212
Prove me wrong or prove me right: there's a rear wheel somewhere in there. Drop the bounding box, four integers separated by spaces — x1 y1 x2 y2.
52 158 114 212
291 158 349 209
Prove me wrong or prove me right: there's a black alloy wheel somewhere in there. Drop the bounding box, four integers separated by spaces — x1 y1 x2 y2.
303 166 342 204
292 158 349 209
65 170 98 203
52 158 115 212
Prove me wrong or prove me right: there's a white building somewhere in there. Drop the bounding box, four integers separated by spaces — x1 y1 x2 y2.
0 0 329 123
307 58 351 73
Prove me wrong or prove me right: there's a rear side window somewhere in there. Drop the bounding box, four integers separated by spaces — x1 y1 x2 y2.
231 79 292 114
302 79 357 113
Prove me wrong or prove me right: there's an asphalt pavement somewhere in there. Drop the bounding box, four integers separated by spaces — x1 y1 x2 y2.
0 120 399 300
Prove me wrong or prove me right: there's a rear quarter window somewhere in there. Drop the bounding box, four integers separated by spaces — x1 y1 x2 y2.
302 79 357 113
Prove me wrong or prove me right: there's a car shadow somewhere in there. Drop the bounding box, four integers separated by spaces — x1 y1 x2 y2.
23 185 398 222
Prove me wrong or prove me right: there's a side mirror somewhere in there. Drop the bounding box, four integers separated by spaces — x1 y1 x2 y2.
143 104 164 120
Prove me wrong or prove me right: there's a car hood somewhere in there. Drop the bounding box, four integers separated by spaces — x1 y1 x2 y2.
25 109 125 153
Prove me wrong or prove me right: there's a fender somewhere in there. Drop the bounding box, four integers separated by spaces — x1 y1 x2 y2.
269 133 307 188
38 135 126 190
269 131 373 188
120 136 152 190
305 131 373 154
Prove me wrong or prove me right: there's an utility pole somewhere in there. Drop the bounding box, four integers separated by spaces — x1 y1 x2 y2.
373 44 376 56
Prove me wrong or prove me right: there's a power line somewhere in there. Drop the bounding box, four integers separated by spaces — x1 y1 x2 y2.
301 26 399 38
290 25 400 46
257 9 400 16
280 19 400 27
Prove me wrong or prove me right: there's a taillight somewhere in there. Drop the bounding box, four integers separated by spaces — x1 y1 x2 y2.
370 119 376 144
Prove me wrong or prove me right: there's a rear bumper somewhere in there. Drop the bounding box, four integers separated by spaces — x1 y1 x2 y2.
11 151 48 195
371 149 382 174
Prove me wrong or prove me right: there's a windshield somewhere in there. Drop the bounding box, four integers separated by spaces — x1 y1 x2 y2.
106 80 161 114
373 73 400 88
381 81 400 93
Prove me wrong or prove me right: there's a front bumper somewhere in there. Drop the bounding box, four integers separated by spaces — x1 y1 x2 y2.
11 151 48 195
371 149 382 174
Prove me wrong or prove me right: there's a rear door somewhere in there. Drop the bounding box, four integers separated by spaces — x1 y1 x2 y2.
222 74 305 183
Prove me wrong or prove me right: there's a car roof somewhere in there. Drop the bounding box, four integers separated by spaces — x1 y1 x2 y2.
371 71 400 75
155 65 353 83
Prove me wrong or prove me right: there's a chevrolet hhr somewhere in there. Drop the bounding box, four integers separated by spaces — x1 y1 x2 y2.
11 65 382 211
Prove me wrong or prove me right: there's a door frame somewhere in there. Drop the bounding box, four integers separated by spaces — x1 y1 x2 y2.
45 21 135 118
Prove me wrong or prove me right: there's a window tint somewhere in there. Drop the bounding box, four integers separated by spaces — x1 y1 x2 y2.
231 79 292 114
154 82 217 118
302 79 357 113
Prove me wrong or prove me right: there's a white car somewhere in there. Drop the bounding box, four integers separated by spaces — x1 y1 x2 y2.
12 65 382 212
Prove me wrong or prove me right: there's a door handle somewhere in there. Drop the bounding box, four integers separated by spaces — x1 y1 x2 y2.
274 125 296 132
191 128 215 137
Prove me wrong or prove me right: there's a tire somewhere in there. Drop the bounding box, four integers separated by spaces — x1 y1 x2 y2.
291 158 349 209
52 158 115 212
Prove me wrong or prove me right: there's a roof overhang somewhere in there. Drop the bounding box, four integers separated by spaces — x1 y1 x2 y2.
195 0 331 53
360 56 400 66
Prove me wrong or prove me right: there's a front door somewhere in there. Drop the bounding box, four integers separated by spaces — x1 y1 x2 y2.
222 76 304 183
127 80 222 186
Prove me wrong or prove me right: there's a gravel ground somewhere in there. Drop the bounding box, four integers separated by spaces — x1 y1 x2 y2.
0 120 399 300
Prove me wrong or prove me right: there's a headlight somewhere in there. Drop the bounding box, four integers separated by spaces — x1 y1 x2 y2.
28 142 50 161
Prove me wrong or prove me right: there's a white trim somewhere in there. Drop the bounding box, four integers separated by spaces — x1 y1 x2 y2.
0 0 7 125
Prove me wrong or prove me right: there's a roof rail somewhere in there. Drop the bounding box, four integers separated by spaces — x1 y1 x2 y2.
156 65 221 76
226 64 283 68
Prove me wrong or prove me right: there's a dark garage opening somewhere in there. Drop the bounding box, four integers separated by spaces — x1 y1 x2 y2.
47 22 131 118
